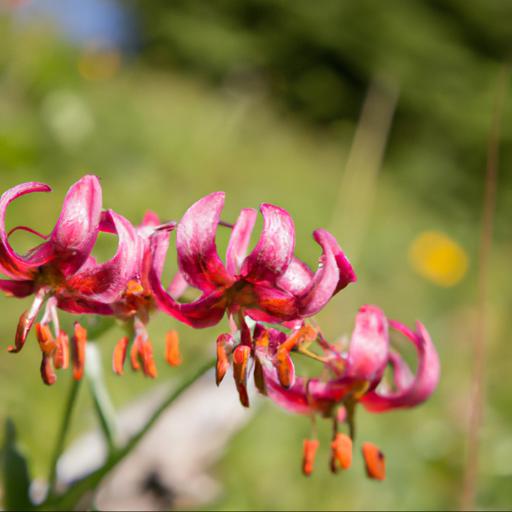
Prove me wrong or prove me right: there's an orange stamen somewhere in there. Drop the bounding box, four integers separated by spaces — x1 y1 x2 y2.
112 336 129 375
35 323 57 355
130 336 142 371
8 309 30 353
40 353 57 386
53 331 69 370
330 433 353 472
71 322 87 381
165 330 182 367
276 350 294 388
253 357 266 395
302 439 320 476
126 279 144 295
141 338 157 378
233 345 251 407
216 335 231 386
362 442 386 480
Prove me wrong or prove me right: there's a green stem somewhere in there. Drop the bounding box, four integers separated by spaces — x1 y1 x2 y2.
47 376 82 497
43 357 216 510
85 343 119 453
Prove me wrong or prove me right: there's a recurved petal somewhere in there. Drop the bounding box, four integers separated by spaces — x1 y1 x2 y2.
176 192 232 292
51 175 102 275
226 208 257 275
362 320 440 412
241 203 295 283
295 229 340 317
0 279 34 298
316 229 356 293
66 210 139 303
347 305 389 384
0 182 53 279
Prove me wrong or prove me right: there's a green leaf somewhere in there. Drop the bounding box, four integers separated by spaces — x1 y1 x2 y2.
2 419 33 511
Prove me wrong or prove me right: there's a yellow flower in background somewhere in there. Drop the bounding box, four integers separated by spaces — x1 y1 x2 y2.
408 230 469 287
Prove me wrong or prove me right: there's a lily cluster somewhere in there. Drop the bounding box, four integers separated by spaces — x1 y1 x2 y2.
0 176 440 480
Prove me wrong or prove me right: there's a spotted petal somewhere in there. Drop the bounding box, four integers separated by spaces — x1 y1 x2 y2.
176 192 232 292
362 321 440 412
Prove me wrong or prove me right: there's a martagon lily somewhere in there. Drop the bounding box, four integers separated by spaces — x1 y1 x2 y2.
148 191 356 404
0 175 138 384
254 305 440 479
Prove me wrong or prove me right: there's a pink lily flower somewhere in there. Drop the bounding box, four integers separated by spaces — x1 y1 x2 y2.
150 192 355 329
254 305 440 479
0 176 138 384
109 212 182 378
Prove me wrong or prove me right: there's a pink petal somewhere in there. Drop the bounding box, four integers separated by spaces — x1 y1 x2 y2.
141 230 170 292
362 321 440 412
167 270 189 299
388 351 414 391
241 203 295 283
313 229 356 294
276 257 314 296
176 192 232 292
50 175 102 275
226 208 257 275
347 305 389 384
140 210 160 227
295 229 340 316
57 296 113 315
0 182 53 279
0 279 34 298
148 241 227 328
65 210 139 303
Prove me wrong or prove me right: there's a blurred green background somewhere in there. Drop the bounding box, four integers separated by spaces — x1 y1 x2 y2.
0 0 512 510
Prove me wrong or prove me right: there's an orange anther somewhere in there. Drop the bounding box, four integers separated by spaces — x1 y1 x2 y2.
8 309 30 353
141 338 157 378
362 442 386 480
53 331 69 370
112 336 129 375
40 353 57 386
330 433 353 472
233 345 251 407
302 439 320 476
275 350 294 388
130 336 142 371
165 330 182 367
35 323 57 355
71 322 87 381
253 357 266 395
126 280 144 295
215 333 233 386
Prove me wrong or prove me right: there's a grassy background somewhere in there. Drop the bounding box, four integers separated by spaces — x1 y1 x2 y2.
0 5 512 510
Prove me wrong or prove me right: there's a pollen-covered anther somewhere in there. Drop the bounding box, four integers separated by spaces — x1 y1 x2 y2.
53 331 69 370
125 279 144 296
275 350 294 388
71 322 87 381
165 330 182 367
35 323 57 355
362 442 386 480
40 353 57 386
330 433 352 472
113 336 129 375
302 438 320 477
232 344 251 407
8 309 31 353
215 333 234 386
136 336 157 378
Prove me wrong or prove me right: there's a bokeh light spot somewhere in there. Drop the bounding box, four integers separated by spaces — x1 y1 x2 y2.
408 230 469 287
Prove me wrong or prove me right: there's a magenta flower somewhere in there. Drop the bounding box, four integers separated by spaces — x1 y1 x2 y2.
0 175 138 384
255 305 440 479
149 191 356 329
